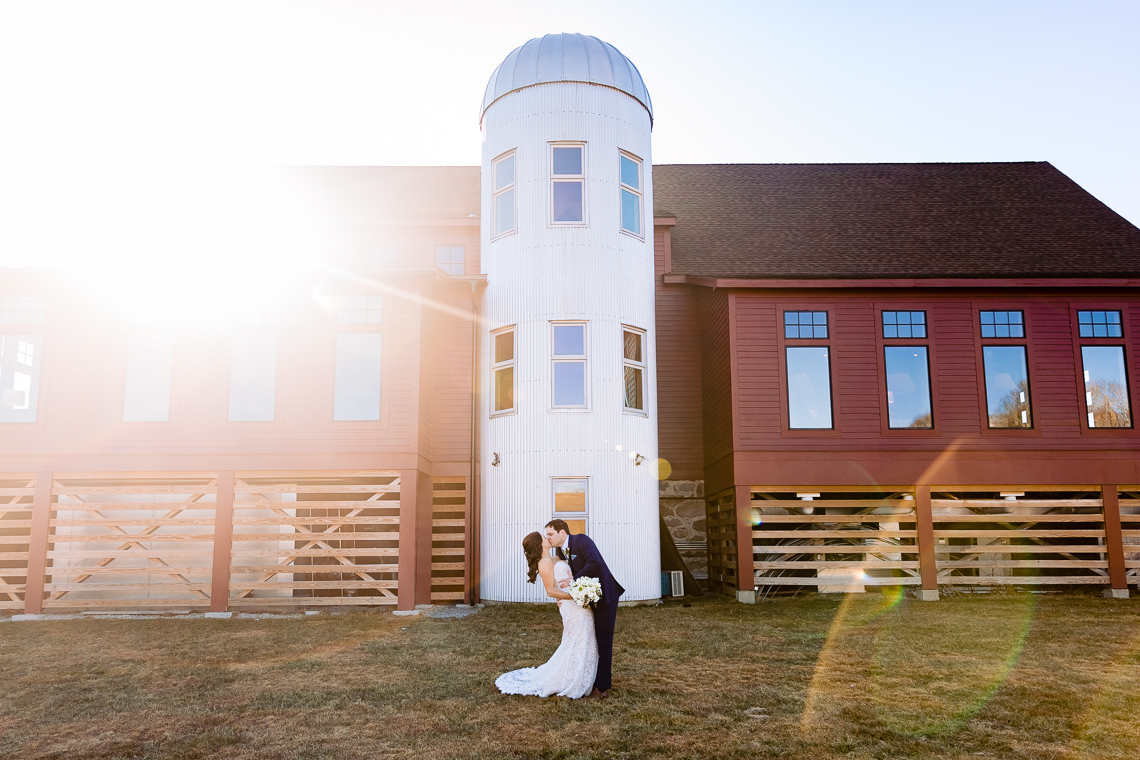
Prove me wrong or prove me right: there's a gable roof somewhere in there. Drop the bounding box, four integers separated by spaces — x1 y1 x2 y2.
653 162 1140 279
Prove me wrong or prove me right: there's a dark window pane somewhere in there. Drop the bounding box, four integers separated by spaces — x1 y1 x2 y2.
982 346 1031 428
552 146 582 175
553 361 585 406
624 365 643 410
552 181 583 222
494 366 514 411
1082 346 1131 428
494 331 513 363
623 330 642 362
786 347 832 429
885 347 932 428
553 324 584 356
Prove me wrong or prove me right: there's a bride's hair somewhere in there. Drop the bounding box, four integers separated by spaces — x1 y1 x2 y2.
522 532 544 584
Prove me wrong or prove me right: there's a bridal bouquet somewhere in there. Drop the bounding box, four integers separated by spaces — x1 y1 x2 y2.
567 576 602 608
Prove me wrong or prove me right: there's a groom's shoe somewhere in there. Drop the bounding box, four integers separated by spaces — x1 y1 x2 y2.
585 688 609 700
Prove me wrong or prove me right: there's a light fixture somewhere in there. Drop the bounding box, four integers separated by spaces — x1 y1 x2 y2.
634 453 646 466
492 453 500 466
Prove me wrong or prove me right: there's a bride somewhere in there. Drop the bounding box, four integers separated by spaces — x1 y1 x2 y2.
495 531 598 698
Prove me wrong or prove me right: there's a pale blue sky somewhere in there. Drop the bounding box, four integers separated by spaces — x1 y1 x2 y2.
2 0 1137 269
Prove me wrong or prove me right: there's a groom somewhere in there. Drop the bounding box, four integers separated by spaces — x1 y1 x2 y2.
544 519 625 700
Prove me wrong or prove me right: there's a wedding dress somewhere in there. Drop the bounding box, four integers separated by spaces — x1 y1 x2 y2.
495 560 599 698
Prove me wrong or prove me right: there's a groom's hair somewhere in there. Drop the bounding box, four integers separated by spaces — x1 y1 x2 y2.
545 518 570 534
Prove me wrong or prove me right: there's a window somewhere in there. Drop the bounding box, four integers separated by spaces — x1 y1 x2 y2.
784 311 828 339
884 348 933 428
0 297 45 326
623 327 645 411
882 311 926 339
982 347 1031 428
1081 346 1131 428
0 334 43 422
336 296 383 325
123 334 174 422
552 322 586 408
1078 310 1123 338
786 347 832 429
619 152 641 236
228 334 277 422
492 327 515 414
552 477 588 535
493 151 515 237
435 246 465 275
551 144 584 224
333 333 383 421
980 310 1024 338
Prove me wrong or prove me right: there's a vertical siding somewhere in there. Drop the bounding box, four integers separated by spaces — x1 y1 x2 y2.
479 82 660 602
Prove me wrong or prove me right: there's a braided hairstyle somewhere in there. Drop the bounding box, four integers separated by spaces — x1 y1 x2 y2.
522 531 544 584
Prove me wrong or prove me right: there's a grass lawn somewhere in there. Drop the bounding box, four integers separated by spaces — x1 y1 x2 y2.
2 591 1139 759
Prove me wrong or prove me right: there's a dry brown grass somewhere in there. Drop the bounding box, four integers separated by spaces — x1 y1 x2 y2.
2 591 1139 759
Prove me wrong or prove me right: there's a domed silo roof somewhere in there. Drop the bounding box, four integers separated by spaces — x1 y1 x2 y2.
480 33 653 125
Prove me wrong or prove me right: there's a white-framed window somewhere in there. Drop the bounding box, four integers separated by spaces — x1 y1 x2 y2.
436 245 465 275
623 326 646 412
336 296 383 325
552 477 588 536
551 143 585 224
228 333 277 422
492 326 515 414
0 297 46 326
0 334 43 422
123 334 174 422
493 151 516 237
333 333 383 421
619 152 642 236
552 322 587 408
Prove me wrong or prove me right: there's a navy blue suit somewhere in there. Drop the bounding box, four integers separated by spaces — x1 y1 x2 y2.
560 533 624 692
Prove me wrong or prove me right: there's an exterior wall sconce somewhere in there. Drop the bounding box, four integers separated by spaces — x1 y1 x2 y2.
492 453 500 466
634 453 646 466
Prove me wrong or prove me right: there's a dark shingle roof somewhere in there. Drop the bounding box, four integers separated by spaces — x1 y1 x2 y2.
653 162 1140 279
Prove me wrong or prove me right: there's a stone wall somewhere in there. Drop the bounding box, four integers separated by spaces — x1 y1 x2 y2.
659 479 707 581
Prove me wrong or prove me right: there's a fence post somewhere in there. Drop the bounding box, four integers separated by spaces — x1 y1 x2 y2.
1101 485 1129 599
734 485 755 603
21 472 53 615
397 469 419 611
914 485 939 601
210 472 235 612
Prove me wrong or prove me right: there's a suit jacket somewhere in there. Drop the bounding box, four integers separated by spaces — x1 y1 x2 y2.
563 533 625 610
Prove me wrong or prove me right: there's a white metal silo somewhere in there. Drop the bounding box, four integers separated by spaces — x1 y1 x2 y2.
478 33 660 603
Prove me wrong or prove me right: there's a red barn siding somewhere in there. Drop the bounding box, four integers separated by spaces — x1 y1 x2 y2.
699 289 733 472
655 283 704 479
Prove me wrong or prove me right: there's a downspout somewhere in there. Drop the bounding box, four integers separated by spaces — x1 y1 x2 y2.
468 279 480 604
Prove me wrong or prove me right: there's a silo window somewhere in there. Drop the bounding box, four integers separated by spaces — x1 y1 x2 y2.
552 478 588 536
552 322 587 408
620 153 642 236
551 144 584 224
493 152 515 237
623 326 646 412
492 326 515 414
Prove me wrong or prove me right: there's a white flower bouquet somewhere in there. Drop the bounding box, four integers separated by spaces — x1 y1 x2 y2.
567 576 602 608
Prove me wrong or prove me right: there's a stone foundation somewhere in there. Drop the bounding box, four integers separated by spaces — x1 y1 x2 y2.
660 479 707 582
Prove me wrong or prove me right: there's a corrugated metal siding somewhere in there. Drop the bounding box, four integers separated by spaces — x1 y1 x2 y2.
479 82 660 602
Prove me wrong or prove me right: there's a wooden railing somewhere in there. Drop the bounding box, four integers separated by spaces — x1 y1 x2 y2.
3 470 475 614
706 489 739 595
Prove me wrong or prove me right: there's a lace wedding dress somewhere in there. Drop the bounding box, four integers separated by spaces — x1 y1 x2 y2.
495 560 599 698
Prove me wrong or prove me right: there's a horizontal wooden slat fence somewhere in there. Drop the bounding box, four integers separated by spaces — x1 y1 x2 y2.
228 472 401 608
706 490 738 595
931 489 1109 586
431 477 467 603
43 476 218 610
0 476 35 610
751 491 922 593
1120 488 1140 587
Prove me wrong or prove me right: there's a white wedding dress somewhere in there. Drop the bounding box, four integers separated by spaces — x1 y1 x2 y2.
495 560 599 698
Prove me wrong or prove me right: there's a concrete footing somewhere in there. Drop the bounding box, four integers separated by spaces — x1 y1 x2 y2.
915 589 940 602
736 589 757 604
1103 588 1130 599
204 611 232 619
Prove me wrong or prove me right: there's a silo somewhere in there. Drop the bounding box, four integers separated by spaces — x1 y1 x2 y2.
478 33 660 603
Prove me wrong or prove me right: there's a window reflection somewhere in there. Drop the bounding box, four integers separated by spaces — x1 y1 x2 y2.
786 347 832 429
982 346 1031 428
1081 346 1131 428
884 347 932 428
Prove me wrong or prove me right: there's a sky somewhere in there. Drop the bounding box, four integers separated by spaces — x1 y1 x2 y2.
1 0 1138 271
